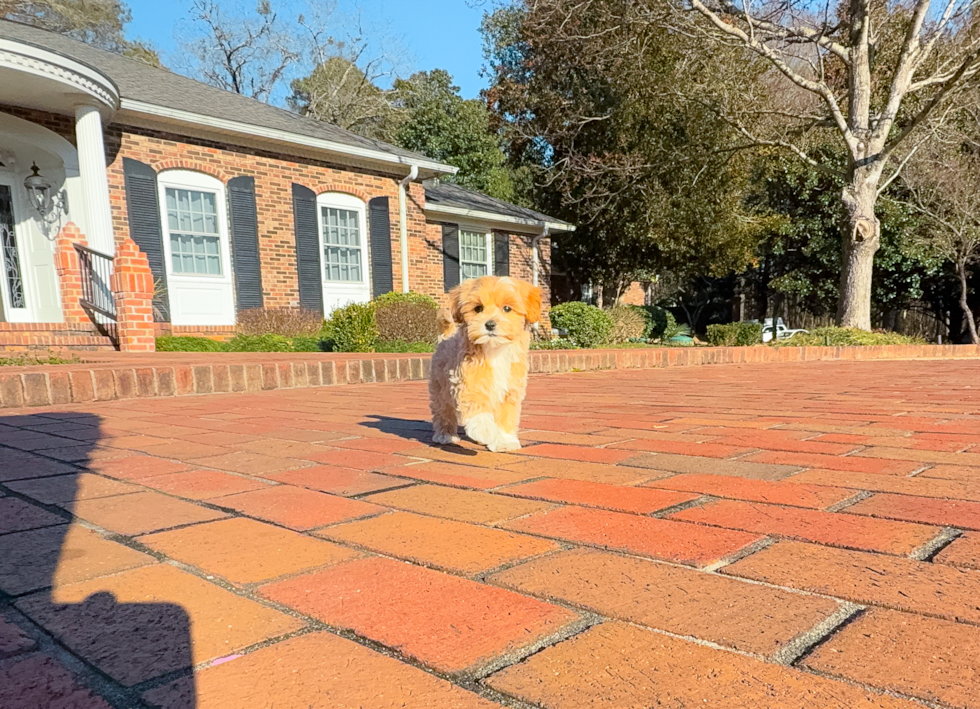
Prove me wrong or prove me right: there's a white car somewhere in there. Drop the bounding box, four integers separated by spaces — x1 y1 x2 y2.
760 317 808 343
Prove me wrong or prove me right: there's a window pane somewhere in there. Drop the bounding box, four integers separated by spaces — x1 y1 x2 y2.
320 206 362 282
459 230 488 281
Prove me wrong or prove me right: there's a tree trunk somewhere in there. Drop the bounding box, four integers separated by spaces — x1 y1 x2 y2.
957 259 979 345
837 170 881 330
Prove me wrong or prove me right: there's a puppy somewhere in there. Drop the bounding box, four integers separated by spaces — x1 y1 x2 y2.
429 276 542 452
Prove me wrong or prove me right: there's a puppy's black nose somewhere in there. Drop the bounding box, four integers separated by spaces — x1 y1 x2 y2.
485 320 497 331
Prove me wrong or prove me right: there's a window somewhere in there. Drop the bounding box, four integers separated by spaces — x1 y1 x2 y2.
321 205 363 282
166 187 222 276
460 229 491 280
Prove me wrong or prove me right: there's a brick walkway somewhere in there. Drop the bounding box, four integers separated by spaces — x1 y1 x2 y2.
1 359 979 708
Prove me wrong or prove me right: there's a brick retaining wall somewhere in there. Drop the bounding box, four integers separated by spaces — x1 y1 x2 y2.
1 344 978 409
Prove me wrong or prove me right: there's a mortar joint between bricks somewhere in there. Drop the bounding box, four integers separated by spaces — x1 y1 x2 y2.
823 490 872 513
650 494 716 518
909 526 963 562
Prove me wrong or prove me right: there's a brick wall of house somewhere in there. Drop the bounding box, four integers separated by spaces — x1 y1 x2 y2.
103 124 433 308
1 105 557 334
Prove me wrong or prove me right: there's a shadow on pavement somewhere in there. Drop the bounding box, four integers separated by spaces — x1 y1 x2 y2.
0 412 195 709
359 414 478 457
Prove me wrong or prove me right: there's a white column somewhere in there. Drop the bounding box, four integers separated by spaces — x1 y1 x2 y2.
74 104 115 255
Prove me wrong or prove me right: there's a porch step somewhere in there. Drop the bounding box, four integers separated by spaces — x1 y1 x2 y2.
0 343 979 409
0 323 116 352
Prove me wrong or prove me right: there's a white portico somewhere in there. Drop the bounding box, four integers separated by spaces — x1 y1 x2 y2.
0 35 119 323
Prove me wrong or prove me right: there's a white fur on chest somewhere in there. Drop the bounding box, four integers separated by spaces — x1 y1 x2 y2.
485 344 519 403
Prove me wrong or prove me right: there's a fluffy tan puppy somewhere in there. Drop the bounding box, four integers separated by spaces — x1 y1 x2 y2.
429 276 542 452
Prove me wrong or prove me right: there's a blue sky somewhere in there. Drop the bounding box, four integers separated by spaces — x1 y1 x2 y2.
126 0 492 99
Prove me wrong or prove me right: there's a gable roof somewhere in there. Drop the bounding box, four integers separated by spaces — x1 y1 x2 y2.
0 19 455 177
424 182 574 233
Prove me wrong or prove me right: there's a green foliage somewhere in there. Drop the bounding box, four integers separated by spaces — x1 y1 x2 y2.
483 2 769 288
774 327 925 347
372 292 439 307
747 150 942 318
549 302 613 348
374 339 436 353
530 337 579 350
330 302 377 353
391 70 515 201
225 334 292 352
706 322 763 347
661 313 692 342
289 336 326 352
607 305 647 344
155 336 226 352
627 305 671 339
0 351 80 366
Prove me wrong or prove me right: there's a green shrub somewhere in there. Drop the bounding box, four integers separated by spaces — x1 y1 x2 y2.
372 291 439 308
375 300 439 344
549 302 613 348
706 322 764 347
608 305 647 344
659 313 693 343
530 337 579 350
236 307 323 336
774 327 926 347
290 336 328 352
226 333 292 352
374 339 436 353
631 305 670 339
330 302 377 352
155 336 227 352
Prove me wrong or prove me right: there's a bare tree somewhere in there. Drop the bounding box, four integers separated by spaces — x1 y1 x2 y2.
657 0 980 329
288 10 406 139
182 0 298 102
904 108 980 343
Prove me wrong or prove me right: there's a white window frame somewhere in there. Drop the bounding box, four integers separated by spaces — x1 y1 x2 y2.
316 192 367 286
458 225 493 282
158 170 232 284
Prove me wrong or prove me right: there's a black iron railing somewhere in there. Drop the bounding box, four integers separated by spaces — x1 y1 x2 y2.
75 243 116 320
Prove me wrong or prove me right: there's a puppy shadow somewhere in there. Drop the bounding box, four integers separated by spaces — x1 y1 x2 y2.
0 412 195 708
360 415 478 457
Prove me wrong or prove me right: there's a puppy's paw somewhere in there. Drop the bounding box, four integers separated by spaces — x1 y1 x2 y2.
432 431 461 445
488 433 521 453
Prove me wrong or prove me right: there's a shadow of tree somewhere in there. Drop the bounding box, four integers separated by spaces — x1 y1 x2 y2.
0 412 195 708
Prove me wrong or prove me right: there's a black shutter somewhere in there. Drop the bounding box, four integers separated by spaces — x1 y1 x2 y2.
228 176 263 310
494 231 510 277
291 183 323 315
442 223 460 291
122 158 168 321
368 196 393 296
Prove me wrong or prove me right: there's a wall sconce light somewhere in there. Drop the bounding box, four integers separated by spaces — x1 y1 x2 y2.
23 162 54 217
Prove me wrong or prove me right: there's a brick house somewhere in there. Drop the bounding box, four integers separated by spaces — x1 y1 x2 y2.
0 20 573 351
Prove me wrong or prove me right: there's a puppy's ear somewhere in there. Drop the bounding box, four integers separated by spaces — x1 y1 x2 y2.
447 282 468 324
519 281 542 325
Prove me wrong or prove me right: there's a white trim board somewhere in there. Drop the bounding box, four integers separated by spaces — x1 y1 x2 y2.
117 99 458 179
425 203 574 234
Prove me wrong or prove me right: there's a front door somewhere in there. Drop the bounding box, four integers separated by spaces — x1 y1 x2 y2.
0 176 61 323
158 171 235 326
317 192 371 315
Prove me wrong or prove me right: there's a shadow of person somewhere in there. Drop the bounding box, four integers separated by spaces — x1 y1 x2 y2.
0 412 196 708
359 414 478 457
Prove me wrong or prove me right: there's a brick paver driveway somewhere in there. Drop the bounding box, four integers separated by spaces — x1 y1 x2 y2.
1 359 979 708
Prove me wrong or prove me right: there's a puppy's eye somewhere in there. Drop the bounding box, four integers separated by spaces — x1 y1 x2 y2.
502 306 512 313
474 305 483 313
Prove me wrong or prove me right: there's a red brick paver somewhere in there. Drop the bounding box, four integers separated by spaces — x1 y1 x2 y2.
3 358 980 707
260 556 578 674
